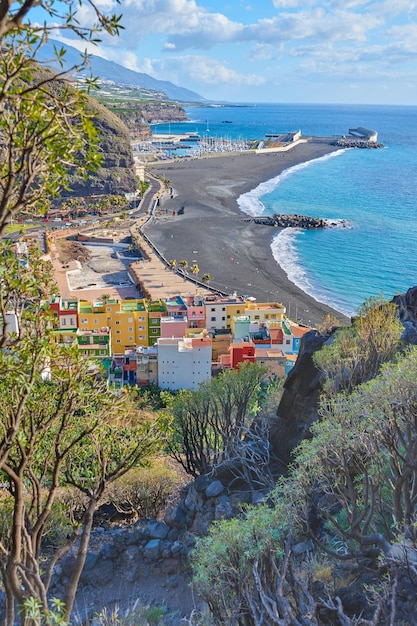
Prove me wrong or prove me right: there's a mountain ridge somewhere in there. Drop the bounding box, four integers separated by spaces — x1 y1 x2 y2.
35 40 206 103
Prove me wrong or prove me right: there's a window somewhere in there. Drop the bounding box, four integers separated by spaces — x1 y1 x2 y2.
128 317 133 322
211 307 215 312
139 316 145 321
116 339 121 344
139 325 145 330
286 339 291 344
139 335 145 340
115 320 120 325
227 315 230 319
116 330 121 335
128 327 133 332
151 329 158 334
255 315 260 320
107 317 112 322
100 350 106 355
129 337 134 342
222 307 225 311
61 318 66 326
211 317 216 322
221 316 225 321
94 319 99 325
106 307 111 312
81 318 88 324
236 310 240 314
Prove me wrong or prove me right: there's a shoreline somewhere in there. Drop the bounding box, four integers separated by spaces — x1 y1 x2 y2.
146 142 350 327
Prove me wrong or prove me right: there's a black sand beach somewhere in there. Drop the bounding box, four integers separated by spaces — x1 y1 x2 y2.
146 141 350 328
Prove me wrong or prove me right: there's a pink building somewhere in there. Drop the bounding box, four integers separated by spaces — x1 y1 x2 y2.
160 316 188 338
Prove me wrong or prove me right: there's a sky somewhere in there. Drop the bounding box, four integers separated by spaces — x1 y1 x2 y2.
45 0 417 105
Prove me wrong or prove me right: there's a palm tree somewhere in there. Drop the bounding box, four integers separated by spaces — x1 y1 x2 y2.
190 263 199 285
201 273 213 287
179 260 188 281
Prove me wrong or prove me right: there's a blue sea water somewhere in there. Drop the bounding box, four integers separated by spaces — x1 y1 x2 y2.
153 103 417 317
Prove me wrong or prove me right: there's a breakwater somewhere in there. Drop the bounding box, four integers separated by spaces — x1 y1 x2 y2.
243 214 331 229
335 137 383 148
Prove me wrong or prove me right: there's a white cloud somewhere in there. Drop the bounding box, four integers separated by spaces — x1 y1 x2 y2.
151 54 265 86
250 43 278 61
272 0 305 7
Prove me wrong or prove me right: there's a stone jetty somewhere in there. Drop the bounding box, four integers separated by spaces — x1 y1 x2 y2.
243 214 330 229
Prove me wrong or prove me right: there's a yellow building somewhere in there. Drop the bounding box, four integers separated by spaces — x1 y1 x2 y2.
78 298 150 353
244 300 286 325
224 301 246 329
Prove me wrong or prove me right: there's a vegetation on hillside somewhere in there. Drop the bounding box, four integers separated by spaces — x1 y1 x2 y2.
192 299 417 625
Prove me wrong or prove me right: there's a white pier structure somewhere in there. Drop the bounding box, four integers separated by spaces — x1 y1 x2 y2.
348 127 378 143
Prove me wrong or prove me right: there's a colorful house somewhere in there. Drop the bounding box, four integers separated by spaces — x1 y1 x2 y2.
49 296 78 331
204 294 245 331
244 300 286 325
228 340 256 369
147 300 167 346
254 347 287 378
76 328 111 359
77 298 164 352
160 315 188 338
136 346 158 387
108 348 137 388
231 315 251 340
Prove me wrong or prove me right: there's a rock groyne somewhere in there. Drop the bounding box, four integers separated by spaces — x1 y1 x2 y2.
243 214 331 229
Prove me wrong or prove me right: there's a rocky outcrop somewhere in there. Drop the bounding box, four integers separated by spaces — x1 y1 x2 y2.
49 475 259 621
270 329 334 466
392 285 417 344
105 101 187 138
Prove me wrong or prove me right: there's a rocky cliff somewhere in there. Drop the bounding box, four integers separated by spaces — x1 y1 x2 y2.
102 101 188 140
63 97 138 197
272 286 417 466
392 285 417 344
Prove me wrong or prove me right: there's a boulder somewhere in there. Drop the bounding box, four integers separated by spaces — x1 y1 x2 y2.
164 505 187 530
205 480 224 498
143 539 162 561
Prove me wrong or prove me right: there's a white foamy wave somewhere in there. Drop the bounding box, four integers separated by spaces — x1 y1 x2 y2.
237 149 347 217
271 228 354 317
271 228 314 295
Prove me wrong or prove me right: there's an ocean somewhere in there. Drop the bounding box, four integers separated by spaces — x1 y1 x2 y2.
152 103 417 317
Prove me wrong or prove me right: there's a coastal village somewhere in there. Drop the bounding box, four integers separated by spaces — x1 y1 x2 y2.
5 125 382 391
8 210 310 391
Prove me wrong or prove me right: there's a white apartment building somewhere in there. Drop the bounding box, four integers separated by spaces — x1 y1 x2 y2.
157 335 212 391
